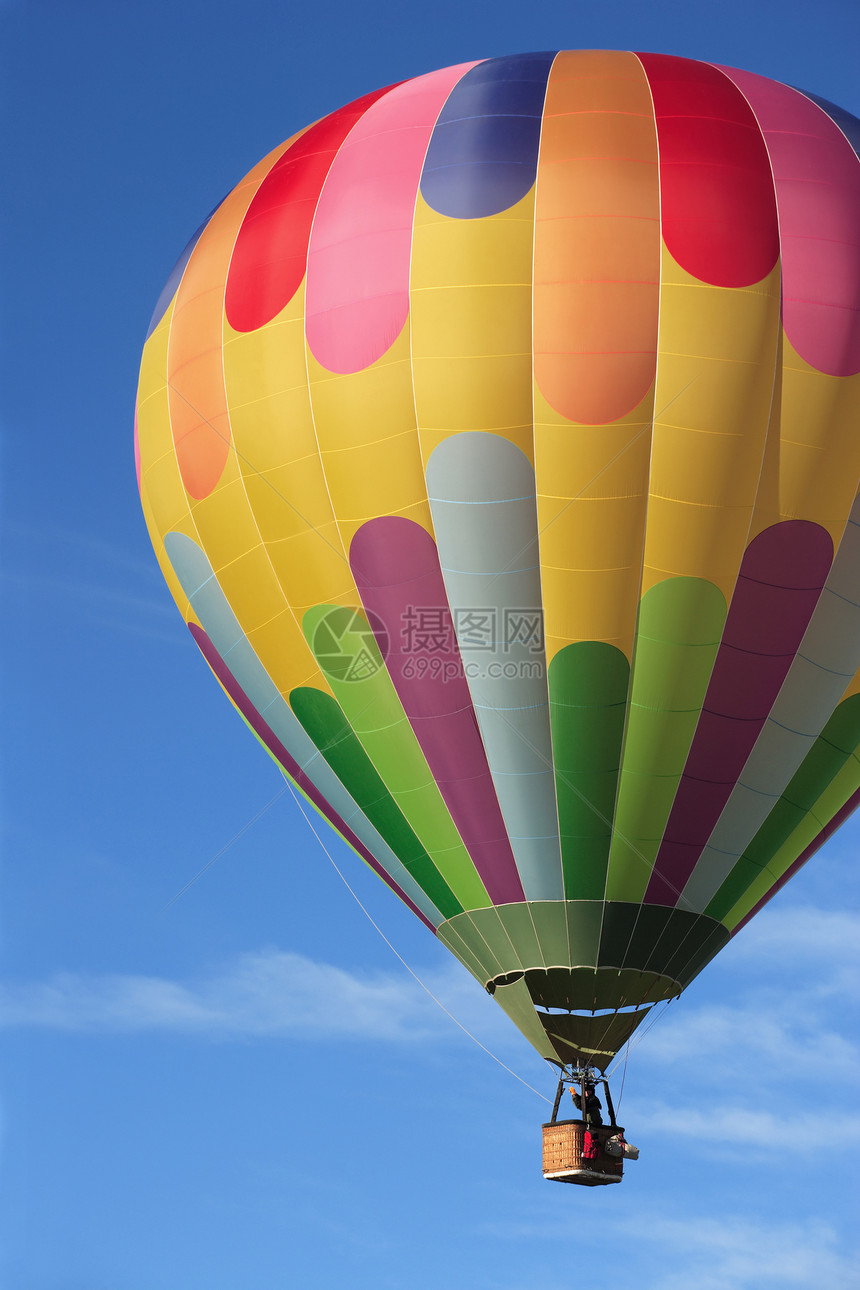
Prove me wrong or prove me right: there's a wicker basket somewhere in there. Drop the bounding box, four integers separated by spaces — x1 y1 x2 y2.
541 1119 625 1186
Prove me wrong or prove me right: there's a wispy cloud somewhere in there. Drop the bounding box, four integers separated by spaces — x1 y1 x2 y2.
0 949 503 1044
615 1212 860 1290
624 1100 860 1154
486 1209 860 1290
727 905 860 986
632 997 859 1084
622 904 860 1085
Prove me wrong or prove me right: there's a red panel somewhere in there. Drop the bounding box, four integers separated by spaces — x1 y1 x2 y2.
636 53 779 287
225 85 398 333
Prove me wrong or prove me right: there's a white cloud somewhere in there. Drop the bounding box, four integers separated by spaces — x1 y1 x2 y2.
624 1100 860 1154
0 948 503 1044
632 998 859 1084
727 905 860 991
616 904 860 1089
486 1209 860 1290
616 1212 860 1290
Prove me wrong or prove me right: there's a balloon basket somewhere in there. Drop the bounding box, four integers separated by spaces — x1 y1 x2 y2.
542 1120 624 1187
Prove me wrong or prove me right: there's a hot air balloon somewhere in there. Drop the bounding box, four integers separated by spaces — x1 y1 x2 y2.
136 51 860 1185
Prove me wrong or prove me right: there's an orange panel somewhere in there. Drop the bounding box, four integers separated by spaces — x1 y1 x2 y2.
533 49 660 425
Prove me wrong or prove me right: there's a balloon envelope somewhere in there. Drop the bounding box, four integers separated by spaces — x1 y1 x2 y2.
136 52 860 1067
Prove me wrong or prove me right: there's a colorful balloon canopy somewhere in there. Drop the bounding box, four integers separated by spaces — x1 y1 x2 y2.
136 51 860 1069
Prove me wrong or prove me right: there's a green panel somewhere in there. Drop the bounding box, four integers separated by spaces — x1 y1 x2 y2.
619 905 671 970
440 901 727 1010
706 696 860 921
437 911 507 979
598 903 640 966
564 901 602 967
526 966 678 1011
433 920 490 984
723 746 860 929
530 901 574 966
598 902 728 978
464 907 525 971
671 924 730 988
606 578 726 902
491 977 558 1063
496 903 545 969
548 642 630 900
289 686 463 919
302 605 490 910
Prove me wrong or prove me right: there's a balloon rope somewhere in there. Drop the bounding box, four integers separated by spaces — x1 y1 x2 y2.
285 779 552 1104
160 785 289 912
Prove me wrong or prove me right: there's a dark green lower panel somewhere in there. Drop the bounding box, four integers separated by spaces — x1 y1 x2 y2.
437 901 729 1010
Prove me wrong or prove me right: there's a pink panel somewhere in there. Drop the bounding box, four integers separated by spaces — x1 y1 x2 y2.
720 67 860 376
305 62 476 374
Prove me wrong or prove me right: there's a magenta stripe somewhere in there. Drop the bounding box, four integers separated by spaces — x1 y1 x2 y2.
719 66 860 377
188 623 436 932
731 785 860 937
645 522 833 906
350 517 525 904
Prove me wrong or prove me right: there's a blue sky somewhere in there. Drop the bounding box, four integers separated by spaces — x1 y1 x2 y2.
3 1 859 1286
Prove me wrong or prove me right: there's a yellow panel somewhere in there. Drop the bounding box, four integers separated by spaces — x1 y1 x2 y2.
411 190 535 464
223 279 354 597
535 384 654 663
166 137 297 501
640 255 781 600
307 324 433 549
142 449 195 541
320 433 435 546
412 282 531 360
241 455 338 545
137 300 197 618
214 545 291 634
750 334 860 545
189 468 268 573
246 609 327 698
542 567 647 657
266 527 358 613
308 351 416 453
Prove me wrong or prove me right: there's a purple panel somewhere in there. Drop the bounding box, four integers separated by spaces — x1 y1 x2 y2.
731 784 860 936
350 517 525 905
188 623 436 932
645 522 833 907
419 52 554 218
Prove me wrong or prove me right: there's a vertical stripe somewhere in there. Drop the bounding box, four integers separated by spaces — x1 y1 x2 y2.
719 68 860 377
646 521 832 905
350 517 525 904
425 433 564 901
305 63 475 374
534 49 660 425
302 603 491 910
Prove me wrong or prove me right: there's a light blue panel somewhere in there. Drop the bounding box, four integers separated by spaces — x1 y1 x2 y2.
164 532 445 925
425 433 563 900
